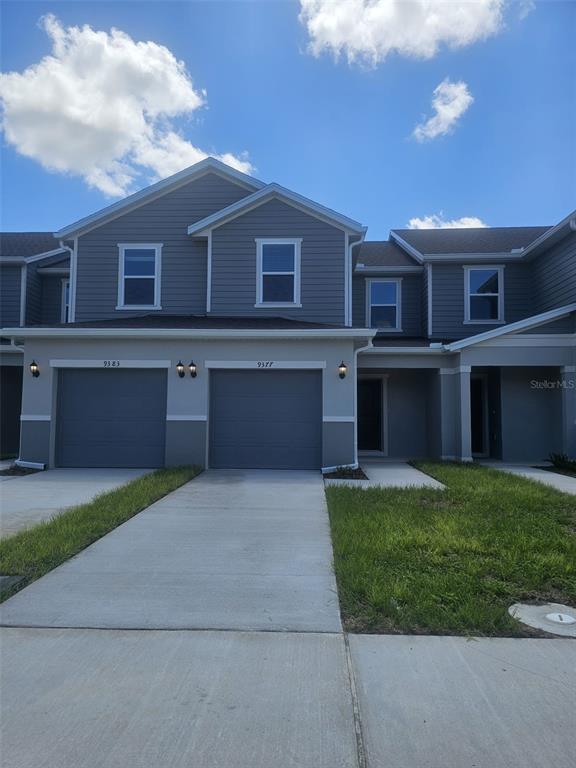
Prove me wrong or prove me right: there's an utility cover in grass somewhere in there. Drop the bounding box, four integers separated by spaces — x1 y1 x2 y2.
509 602 576 637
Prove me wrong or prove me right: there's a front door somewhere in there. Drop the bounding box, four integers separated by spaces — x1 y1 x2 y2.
471 375 489 457
358 378 383 452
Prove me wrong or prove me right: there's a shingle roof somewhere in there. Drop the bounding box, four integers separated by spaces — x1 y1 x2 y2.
0 232 59 259
355 241 419 267
55 315 345 330
392 226 550 255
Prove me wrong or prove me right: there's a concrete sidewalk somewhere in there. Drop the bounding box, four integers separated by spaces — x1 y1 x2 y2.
350 634 576 768
0 470 341 632
482 462 576 495
0 468 149 538
325 460 444 490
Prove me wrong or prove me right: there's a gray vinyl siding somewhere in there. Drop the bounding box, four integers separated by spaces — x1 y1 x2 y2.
530 232 576 333
26 253 70 326
352 274 423 335
74 173 252 321
210 198 346 323
430 263 533 340
40 277 64 324
0 266 22 327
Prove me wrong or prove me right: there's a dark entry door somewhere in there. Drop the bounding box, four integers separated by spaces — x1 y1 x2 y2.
471 376 488 456
357 378 382 451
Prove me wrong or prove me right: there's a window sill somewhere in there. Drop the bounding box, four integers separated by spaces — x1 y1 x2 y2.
115 305 162 311
254 302 302 309
463 319 505 325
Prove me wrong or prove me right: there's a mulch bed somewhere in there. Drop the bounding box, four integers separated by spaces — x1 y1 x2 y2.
324 467 369 480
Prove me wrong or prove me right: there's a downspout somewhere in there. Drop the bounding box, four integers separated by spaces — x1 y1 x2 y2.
59 239 76 322
347 228 367 327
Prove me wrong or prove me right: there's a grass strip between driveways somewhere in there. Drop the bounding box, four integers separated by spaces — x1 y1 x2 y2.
0 465 200 602
326 462 576 637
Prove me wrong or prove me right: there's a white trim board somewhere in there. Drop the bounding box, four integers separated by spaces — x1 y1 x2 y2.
204 360 327 369
20 415 51 421
3 327 376 341
49 359 172 368
166 415 207 421
323 416 355 422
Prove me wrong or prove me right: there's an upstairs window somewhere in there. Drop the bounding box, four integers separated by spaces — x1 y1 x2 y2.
256 239 301 306
117 244 162 309
465 266 504 323
367 279 402 330
61 279 70 323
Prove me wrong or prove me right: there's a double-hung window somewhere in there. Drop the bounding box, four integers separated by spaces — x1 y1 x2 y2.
465 266 504 323
256 239 301 306
117 244 162 309
367 279 402 330
61 279 70 323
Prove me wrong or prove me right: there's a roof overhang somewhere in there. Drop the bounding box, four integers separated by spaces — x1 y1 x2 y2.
187 183 365 236
1 326 376 341
444 304 576 351
520 209 576 260
55 158 265 240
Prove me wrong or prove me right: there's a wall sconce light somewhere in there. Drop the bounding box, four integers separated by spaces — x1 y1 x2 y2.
188 361 197 378
176 360 185 378
338 361 348 379
30 360 40 378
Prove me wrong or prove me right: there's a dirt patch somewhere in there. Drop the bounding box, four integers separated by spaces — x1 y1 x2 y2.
535 466 576 479
0 465 41 477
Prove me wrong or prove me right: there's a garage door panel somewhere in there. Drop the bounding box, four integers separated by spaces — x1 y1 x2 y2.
210 370 322 470
57 369 167 468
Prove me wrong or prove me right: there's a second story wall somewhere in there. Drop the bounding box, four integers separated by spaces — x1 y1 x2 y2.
430 262 533 341
0 266 22 327
210 198 347 323
74 172 252 322
532 231 576 313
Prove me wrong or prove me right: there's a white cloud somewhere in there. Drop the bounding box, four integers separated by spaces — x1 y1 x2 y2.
408 214 488 229
299 0 505 65
412 78 474 142
0 15 252 196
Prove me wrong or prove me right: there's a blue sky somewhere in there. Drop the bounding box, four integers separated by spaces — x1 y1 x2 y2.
1 1 575 239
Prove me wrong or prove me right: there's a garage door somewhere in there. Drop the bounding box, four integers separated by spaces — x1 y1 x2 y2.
210 370 322 469
57 369 167 468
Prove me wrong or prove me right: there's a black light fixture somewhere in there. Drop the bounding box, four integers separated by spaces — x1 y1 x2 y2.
188 360 197 378
176 360 185 378
30 360 40 378
338 361 348 379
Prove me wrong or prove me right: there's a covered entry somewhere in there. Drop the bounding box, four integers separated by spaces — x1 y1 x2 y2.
56 369 167 468
209 369 322 469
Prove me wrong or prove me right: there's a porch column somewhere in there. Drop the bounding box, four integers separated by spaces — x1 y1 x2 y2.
456 365 472 461
561 366 576 456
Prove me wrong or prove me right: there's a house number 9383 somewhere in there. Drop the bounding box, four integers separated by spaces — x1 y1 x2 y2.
103 360 121 367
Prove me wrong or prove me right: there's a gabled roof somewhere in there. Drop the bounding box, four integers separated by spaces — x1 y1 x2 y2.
0 232 60 260
444 304 576 351
354 240 420 268
391 226 550 256
187 183 365 236
55 158 264 240
519 209 576 260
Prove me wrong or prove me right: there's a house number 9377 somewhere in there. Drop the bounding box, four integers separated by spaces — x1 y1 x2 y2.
257 361 275 368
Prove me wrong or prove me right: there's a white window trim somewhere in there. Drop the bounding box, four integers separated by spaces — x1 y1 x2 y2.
464 265 505 325
60 278 70 324
116 243 162 310
365 278 402 332
254 238 302 308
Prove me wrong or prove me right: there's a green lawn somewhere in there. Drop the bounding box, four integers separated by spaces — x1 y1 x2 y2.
0 465 200 601
326 462 576 636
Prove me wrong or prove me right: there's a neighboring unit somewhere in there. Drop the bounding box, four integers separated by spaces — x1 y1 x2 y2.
1 158 574 469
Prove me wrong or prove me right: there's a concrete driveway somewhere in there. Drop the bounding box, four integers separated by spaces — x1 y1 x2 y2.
0 468 150 538
0 470 341 632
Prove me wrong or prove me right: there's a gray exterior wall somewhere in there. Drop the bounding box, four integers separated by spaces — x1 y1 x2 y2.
386 369 436 457
352 274 424 335
499 366 564 462
40 277 64 325
430 262 533 340
533 231 576 311
74 173 252 321
0 266 22 327
210 199 346 323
